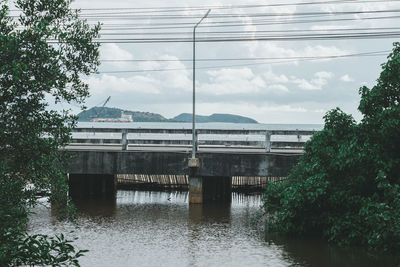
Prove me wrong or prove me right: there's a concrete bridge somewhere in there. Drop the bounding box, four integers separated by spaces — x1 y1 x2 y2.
65 127 315 203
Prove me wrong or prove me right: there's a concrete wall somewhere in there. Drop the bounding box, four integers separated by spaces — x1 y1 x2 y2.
67 150 301 203
67 150 301 177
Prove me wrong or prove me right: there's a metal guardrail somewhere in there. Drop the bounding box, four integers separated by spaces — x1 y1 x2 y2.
70 128 316 152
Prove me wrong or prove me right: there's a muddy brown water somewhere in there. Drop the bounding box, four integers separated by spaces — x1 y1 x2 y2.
29 190 399 267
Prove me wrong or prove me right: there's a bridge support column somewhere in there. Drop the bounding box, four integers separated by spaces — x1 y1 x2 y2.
189 175 232 204
68 174 116 199
189 176 203 204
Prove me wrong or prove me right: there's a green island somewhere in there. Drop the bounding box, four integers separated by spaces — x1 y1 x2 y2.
77 107 258 123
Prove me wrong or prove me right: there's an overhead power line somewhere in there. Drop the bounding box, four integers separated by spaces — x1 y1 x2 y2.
83 31 400 43
11 0 400 12
10 0 400 16
72 0 400 12
76 9 400 20
100 50 390 62
11 8 400 23
98 27 400 36
94 14 400 31
98 51 389 74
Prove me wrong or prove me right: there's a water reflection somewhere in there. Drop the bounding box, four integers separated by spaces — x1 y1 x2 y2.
72 198 117 218
189 203 231 224
28 190 400 267
267 234 400 267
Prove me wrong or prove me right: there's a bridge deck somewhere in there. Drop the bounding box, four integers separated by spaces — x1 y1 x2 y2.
66 127 314 202
66 127 312 178
66 149 301 177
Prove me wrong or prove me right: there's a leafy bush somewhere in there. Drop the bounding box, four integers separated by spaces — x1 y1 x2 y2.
0 0 99 265
263 43 400 251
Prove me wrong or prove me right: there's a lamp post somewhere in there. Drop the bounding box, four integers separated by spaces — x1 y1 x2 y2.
191 9 211 160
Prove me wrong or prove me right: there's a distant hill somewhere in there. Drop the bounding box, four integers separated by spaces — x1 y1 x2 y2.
172 113 258 123
77 107 258 124
77 107 169 122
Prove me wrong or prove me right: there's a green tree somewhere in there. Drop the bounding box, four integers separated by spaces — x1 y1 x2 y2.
0 0 100 265
263 43 400 251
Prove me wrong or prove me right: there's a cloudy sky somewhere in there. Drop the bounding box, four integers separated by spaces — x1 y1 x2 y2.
61 0 400 123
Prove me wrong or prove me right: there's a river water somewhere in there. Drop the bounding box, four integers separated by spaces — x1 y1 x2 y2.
29 190 399 267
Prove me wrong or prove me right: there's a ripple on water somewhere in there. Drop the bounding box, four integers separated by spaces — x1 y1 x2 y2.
28 191 399 267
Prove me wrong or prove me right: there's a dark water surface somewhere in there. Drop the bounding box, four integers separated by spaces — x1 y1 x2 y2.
29 191 399 267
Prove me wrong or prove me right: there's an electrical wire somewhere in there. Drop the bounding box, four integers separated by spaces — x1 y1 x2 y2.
68 0 400 12
100 50 390 62
98 51 389 74
92 14 400 31
9 0 400 13
97 27 400 36
76 9 400 20
83 31 400 43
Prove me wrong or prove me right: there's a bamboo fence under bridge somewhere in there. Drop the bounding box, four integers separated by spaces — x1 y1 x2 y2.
117 174 285 192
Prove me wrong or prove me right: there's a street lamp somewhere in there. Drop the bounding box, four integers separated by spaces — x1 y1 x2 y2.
191 9 211 160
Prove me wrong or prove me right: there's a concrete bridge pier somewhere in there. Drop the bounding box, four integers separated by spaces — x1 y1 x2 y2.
189 173 232 204
68 174 117 199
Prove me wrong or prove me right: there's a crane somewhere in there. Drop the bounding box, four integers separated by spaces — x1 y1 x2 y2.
91 96 111 119
100 96 111 109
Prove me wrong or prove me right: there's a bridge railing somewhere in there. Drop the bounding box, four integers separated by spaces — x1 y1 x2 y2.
70 128 316 152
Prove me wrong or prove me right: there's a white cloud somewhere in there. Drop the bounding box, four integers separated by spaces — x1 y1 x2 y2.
201 68 265 95
340 74 354 82
315 71 334 80
317 1 400 29
199 67 294 95
249 43 349 64
100 44 134 69
85 74 161 94
100 44 133 60
263 105 307 113
137 61 161 71
263 71 289 84
291 71 334 90
155 55 192 91
267 84 289 93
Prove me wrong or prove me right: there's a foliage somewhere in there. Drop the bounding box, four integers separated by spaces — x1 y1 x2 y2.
77 106 170 122
1 231 88 266
0 0 99 265
263 43 400 251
